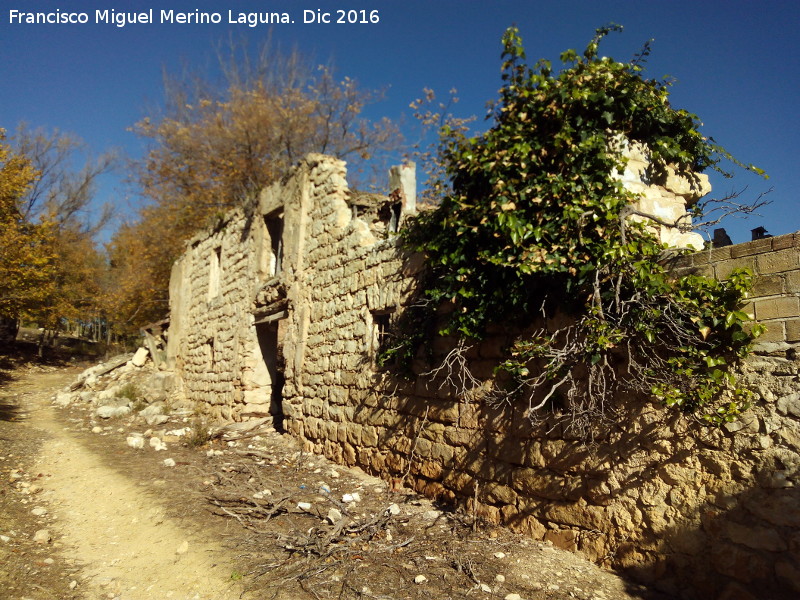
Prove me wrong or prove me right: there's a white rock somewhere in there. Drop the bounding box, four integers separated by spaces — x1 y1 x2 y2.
31 507 47 517
130 347 149 367
126 435 145 450
423 510 441 520
97 388 117 401
96 405 131 419
414 575 427 584
162 458 176 467
495 574 506 583
53 392 74 407
494 552 506 559
176 540 189 554
387 503 401 516
145 414 169 426
504 595 522 600
326 508 343 525
149 437 167 451
91 426 103 434
297 502 312 512
0 535 11 543
139 404 162 417
33 529 51 544
69 580 78 590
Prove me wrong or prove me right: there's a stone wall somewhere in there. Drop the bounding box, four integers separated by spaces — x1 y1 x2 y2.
168 154 800 599
671 231 800 352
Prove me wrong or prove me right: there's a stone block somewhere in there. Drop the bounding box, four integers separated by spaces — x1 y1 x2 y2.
361 425 378 447
715 257 756 280
786 271 800 293
345 423 362 446
511 467 567 500
430 442 454 463
426 399 460 424
749 320 783 343
667 254 693 270
130 347 149 367
786 319 800 343
711 542 769 583
483 482 517 505
690 251 711 266
544 528 579 552
443 426 476 447
758 250 800 274
474 503 501 525
343 443 356 465
334 422 346 443
755 297 800 320
542 501 607 530
726 521 787 551
743 491 800 527
710 246 733 261
772 233 798 251
751 274 785 297
731 237 773 258
776 392 800 417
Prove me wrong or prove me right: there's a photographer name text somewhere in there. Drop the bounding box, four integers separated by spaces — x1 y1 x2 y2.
7 8 381 27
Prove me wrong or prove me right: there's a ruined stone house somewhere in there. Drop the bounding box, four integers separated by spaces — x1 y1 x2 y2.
165 152 800 599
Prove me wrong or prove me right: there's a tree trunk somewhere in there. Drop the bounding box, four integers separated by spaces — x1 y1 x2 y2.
0 317 19 351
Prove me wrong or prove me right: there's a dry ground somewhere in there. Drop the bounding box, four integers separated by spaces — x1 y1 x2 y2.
0 354 670 600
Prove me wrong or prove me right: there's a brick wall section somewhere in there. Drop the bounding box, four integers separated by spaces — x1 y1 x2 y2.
669 232 800 348
168 158 800 599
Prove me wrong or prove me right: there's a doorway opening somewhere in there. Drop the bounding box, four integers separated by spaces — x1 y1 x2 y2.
255 320 285 431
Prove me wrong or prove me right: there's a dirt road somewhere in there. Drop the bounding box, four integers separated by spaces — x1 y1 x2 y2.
1 363 249 600
1 359 667 600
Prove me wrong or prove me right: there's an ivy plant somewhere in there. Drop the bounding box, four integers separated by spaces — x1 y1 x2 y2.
388 25 765 431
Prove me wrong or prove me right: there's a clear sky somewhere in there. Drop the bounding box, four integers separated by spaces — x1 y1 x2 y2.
2 0 797 245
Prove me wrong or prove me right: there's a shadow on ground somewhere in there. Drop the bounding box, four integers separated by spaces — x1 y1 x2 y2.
0 398 22 422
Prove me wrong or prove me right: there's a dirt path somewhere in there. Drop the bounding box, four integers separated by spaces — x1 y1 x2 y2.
2 360 670 600
1 365 248 600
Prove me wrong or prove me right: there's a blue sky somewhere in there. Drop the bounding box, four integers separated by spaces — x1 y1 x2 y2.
2 0 797 245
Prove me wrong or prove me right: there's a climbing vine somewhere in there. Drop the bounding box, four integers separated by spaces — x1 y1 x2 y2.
387 25 766 431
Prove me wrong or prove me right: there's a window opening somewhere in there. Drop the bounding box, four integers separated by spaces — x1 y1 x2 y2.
208 246 221 299
368 309 395 360
264 212 284 276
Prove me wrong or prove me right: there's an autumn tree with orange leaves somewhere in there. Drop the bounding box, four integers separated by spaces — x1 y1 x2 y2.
1 126 115 352
0 129 53 346
107 42 400 330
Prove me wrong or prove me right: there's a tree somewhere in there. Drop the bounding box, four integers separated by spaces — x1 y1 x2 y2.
111 41 400 329
14 124 114 235
392 26 766 433
0 126 115 352
0 129 53 347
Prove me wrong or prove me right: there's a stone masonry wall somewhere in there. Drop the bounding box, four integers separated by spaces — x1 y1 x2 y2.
168 154 800 599
169 213 261 419
670 231 800 352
